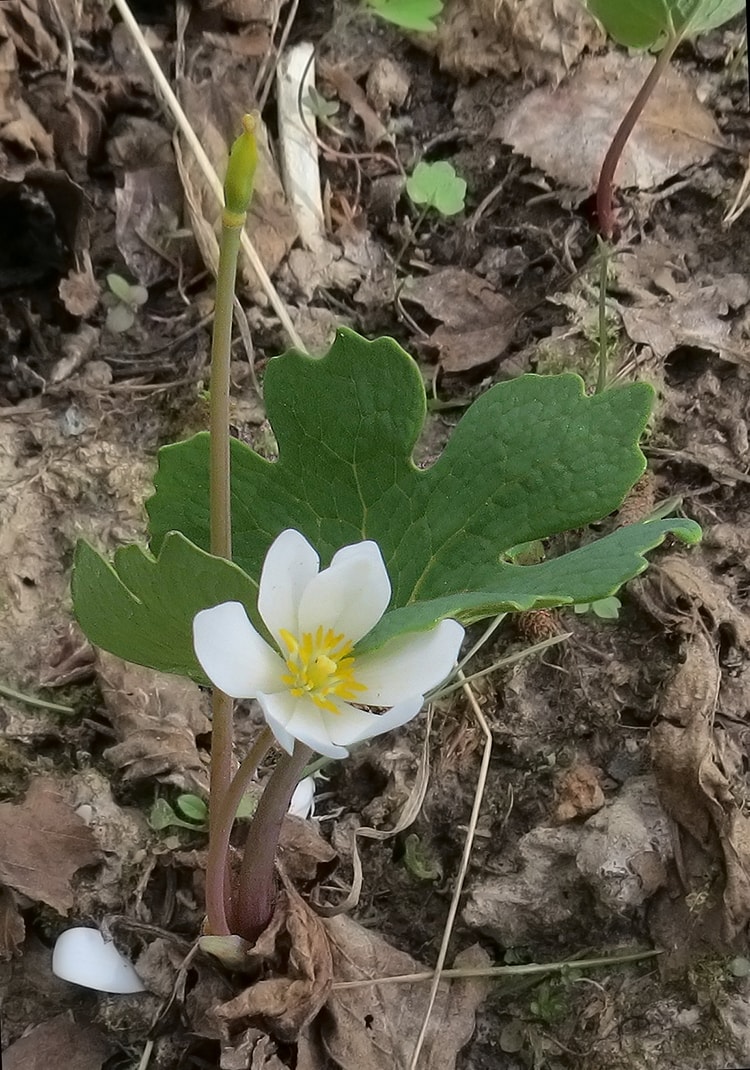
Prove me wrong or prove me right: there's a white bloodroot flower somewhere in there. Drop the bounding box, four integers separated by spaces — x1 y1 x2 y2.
193 529 464 759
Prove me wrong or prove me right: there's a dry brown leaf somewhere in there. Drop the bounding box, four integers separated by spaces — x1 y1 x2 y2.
3 1011 110 1070
650 631 750 941
4 0 59 68
0 778 99 914
616 285 745 363
322 64 390 147
216 878 333 1041
26 77 103 180
428 0 603 83
653 557 750 651
0 883 25 960
114 165 184 285
403 268 518 372
98 653 210 794
496 53 721 193
311 915 488 1070
278 815 338 885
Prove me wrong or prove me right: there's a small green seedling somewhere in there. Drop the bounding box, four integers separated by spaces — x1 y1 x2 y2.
399 160 467 260
148 791 257 833
402 833 443 881
406 160 467 217
586 0 745 237
529 976 575 1025
302 86 340 126
365 0 443 32
103 273 148 333
574 595 622 619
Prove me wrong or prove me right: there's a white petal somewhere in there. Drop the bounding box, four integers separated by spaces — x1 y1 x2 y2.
297 541 391 643
193 602 285 697
325 694 424 748
256 691 297 755
288 776 316 818
52 927 145 994
354 619 464 705
258 529 320 645
284 699 349 759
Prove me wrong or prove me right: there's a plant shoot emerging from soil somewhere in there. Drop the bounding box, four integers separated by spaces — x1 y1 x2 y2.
586 0 745 238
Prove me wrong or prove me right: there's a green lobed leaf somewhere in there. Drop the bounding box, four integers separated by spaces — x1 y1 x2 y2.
74 329 701 675
586 0 744 48
366 0 444 32
356 517 699 652
71 533 260 682
149 330 656 596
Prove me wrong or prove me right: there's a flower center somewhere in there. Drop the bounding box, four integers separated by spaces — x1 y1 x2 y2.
279 625 367 713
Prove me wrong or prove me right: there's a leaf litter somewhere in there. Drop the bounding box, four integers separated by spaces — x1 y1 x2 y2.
1 0 750 1067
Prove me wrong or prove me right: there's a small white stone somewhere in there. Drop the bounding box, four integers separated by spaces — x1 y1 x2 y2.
288 776 316 819
52 927 145 994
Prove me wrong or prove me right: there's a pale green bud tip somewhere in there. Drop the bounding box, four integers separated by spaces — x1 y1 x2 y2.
224 113 258 219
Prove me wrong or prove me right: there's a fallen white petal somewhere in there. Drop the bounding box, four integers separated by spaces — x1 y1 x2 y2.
288 776 316 818
52 927 145 994
258 529 320 644
297 540 391 643
355 619 465 704
193 602 285 697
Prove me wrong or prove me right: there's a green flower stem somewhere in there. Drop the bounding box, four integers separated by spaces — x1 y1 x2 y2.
206 211 243 936
206 116 257 936
205 725 273 935
596 35 680 239
209 218 243 563
234 743 313 942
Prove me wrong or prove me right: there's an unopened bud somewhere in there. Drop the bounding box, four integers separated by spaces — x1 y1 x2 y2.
224 113 258 222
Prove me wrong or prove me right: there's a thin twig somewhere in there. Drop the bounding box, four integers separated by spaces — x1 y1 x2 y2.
258 0 301 112
434 631 571 700
109 0 304 351
334 948 661 989
0 682 74 715
408 673 492 1070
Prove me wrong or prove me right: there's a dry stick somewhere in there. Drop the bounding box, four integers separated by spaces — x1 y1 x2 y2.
109 0 305 352
407 673 492 1070
596 35 680 239
257 0 302 113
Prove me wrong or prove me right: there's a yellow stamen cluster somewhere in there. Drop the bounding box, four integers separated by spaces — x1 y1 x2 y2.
279 625 366 713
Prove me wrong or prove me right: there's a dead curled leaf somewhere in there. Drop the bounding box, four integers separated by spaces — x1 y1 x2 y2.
307 915 489 1070
0 778 100 914
0 882 25 961
427 0 603 83
97 652 210 794
215 876 333 1042
403 268 518 373
650 630 750 941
